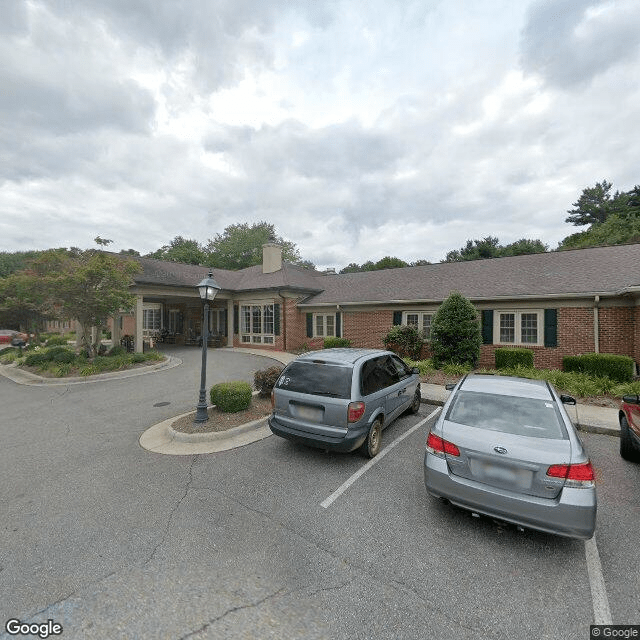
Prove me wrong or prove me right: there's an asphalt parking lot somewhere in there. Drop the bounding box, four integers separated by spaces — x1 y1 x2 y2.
1 349 639 639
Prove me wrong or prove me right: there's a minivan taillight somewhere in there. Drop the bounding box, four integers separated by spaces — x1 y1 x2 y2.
426 432 460 457
348 401 366 423
546 461 595 487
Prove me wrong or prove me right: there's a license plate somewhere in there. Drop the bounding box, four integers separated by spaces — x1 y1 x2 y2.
472 460 533 489
294 405 323 422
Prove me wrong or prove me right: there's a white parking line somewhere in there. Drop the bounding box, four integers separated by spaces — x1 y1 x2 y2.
585 535 612 625
321 408 442 509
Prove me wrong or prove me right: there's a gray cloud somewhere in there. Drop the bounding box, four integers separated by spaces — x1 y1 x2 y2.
520 0 640 88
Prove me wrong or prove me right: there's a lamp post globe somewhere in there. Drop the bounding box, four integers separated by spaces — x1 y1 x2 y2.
194 272 221 424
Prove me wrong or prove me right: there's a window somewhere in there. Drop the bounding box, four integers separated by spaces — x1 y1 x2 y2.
314 313 335 338
143 305 161 334
403 312 433 339
494 310 542 346
208 309 226 335
240 304 275 344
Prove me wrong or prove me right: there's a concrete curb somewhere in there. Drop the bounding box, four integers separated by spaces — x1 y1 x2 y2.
0 355 182 386
139 412 272 456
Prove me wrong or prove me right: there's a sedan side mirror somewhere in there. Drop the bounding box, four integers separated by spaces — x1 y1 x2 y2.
445 383 456 391
622 394 640 405
560 394 576 405
412 367 420 375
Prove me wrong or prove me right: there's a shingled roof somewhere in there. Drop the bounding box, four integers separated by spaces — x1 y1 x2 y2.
299 243 640 306
132 244 640 305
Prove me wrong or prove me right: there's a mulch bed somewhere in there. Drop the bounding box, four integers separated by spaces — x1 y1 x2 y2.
171 395 272 434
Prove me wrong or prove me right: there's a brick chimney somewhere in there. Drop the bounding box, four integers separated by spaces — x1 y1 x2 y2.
262 243 282 274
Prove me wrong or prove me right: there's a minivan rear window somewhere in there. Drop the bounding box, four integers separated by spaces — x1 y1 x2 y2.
277 361 353 399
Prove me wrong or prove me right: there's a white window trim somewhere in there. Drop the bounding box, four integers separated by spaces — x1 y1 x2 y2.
240 303 275 345
313 313 336 338
493 310 543 346
142 303 162 335
402 311 434 341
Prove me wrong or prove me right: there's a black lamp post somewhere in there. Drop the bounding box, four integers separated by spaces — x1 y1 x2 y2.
194 271 221 424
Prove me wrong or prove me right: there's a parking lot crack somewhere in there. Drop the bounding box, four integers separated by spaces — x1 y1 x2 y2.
177 586 289 639
145 456 197 566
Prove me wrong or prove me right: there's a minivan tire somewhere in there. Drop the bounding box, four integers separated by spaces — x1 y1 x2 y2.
408 389 421 415
361 417 382 458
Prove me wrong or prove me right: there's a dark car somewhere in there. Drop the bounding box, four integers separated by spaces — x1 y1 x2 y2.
269 349 421 457
424 374 597 539
619 394 640 462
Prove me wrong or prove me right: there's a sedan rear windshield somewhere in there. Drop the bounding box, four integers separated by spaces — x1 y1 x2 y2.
276 362 353 399
446 390 566 439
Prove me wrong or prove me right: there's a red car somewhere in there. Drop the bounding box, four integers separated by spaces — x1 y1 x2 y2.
0 330 28 346
619 395 640 462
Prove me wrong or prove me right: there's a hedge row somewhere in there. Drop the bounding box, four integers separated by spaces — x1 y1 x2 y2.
563 353 634 383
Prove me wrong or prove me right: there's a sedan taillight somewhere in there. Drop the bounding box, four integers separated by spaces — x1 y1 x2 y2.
547 461 595 487
426 432 460 457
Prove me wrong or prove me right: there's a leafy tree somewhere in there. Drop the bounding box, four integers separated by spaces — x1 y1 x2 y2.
205 222 310 270
443 236 547 262
94 236 113 247
565 180 630 226
119 249 141 256
146 236 206 265
30 249 140 355
0 250 42 278
558 213 640 250
383 324 424 360
339 256 410 273
0 270 55 335
410 259 432 266
443 236 501 262
430 291 482 367
500 238 548 256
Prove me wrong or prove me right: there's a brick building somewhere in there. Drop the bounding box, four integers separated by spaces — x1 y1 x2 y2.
116 243 640 372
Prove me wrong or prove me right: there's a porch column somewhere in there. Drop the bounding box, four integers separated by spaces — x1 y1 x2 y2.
135 294 144 353
227 299 234 347
111 313 121 349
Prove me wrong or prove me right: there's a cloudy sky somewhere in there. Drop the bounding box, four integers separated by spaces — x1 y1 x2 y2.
1 0 639 270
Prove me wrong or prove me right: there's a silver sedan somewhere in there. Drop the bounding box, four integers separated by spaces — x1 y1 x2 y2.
424 374 596 539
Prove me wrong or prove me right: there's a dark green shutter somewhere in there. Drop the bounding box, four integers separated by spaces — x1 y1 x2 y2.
274 304 281 336
392 311 403 326
544 309 558 347
233 305 239 335
306 313 313 338
335 312 341 338
481 310 494 345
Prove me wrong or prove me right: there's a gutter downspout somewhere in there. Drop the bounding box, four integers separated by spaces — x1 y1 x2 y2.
593 295 600 354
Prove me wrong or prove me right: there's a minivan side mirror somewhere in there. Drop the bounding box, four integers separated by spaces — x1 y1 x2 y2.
560 394 576 405
622 394 640 405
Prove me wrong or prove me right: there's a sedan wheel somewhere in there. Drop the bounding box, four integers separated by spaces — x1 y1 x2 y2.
361 418 382 458
620 415 640 462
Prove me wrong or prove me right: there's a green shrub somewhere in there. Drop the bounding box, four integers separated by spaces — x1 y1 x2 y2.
210 381 253 413
24 352 48 367
254 365 284 397
45 335 69 347
143 350 164 361
323 337 352 349
430 291 482 367
131 353 146 363
383 325 424 360
50 349 75 364
107 345 127 357
52 363 73 377
495 347 534 370
442 362 473 377
563 353 634 383
403 358 435 376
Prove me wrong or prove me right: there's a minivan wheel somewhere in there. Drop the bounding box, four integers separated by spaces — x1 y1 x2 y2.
408 389 421 414
361 418 382 458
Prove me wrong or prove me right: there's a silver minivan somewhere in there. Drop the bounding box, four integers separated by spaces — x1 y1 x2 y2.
268 349 421 457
